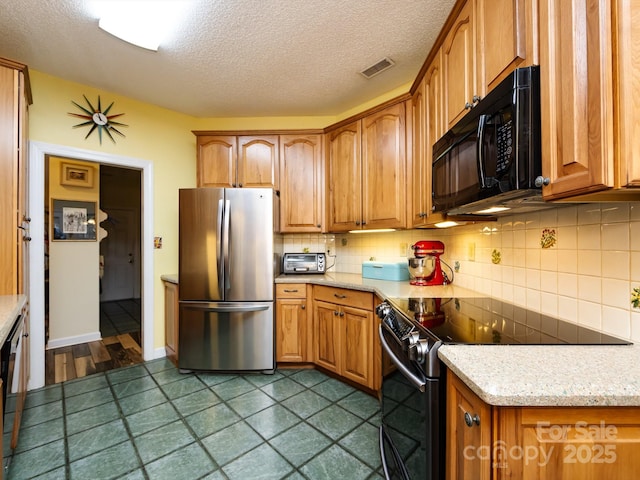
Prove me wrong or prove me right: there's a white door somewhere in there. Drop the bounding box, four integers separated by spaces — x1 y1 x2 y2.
100 208 140 301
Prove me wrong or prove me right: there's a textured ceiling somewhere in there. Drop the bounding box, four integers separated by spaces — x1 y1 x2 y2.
0 0 456 117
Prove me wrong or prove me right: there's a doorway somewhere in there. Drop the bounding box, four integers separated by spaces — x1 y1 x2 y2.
29 141 155 390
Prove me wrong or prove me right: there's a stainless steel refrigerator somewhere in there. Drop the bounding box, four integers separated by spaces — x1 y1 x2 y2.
178 187 278 373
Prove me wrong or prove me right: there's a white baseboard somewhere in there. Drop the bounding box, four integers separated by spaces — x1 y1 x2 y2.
152 347 167 360
46 332 102 349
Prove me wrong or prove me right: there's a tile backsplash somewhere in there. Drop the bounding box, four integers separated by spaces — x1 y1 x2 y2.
283 203 640 342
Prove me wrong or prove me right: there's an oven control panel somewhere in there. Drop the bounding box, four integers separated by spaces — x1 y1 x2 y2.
376 302 413 340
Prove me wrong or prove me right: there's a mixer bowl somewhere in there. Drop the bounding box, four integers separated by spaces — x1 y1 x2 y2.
408 256 436 281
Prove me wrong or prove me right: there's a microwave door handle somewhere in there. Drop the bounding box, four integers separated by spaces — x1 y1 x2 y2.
477 114 488 188
433 129 475 165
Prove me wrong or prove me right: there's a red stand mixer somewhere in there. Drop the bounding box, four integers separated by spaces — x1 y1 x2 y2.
408 240 450 286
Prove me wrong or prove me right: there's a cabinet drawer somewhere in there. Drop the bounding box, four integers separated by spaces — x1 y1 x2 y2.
313 285 373 310
276 284 307 299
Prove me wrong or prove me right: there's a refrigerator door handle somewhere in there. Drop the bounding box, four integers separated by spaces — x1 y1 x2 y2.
216 199 225 298
222 199 231 292
182 304 270 313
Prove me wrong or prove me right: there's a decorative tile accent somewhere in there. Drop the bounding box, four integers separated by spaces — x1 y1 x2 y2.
540 228 557 249
632 287 640 308
491 249 501 264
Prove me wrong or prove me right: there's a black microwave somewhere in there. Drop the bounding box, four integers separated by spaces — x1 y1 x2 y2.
432 66 543 215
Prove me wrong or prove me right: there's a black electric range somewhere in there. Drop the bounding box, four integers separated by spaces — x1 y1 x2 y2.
385 296 631 345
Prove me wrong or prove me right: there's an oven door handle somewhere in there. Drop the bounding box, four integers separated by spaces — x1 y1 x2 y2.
379 325 426 392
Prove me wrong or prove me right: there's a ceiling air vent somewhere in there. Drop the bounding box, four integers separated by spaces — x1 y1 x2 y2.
360 57 395 79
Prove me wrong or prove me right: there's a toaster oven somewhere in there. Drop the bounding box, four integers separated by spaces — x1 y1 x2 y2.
282 253 326 274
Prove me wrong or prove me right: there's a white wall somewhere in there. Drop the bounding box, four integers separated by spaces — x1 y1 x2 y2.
47 157 101 347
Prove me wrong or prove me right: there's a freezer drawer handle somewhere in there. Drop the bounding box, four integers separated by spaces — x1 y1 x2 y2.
183 304 270 313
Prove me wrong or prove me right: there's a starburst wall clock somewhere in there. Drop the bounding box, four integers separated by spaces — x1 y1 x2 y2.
68 95 128 144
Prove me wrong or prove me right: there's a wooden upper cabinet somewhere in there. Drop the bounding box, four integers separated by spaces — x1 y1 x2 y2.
326 121 362 232
539 0 615 199
410 79 428 227
442 0 536 131
412 50 444 227
237 135 279 188
197 135 237 187
196 134 278 189
477 0 536 93
443 0 478 130
279 134 323 232
361 102 407 230
614 0 640 188
0 58 31 296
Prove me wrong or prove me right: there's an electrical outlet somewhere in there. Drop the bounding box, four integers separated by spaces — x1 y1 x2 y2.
399 242 408 256
468 242 475 261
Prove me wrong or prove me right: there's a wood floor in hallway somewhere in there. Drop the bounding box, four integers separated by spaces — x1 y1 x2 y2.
45 332 143 386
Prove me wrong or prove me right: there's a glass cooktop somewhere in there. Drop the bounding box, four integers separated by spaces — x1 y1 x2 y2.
386 296 631 345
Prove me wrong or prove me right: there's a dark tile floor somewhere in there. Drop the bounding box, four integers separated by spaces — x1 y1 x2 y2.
3 360 382 479
100 299 141 337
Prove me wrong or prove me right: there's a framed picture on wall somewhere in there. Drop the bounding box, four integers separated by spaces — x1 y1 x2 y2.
60 162 95 188
51 199 97 241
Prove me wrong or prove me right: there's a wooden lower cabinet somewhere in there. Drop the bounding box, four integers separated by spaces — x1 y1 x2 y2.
312 286 376 390
275 284 310 363
447 370 640 479
447 370 492 480
163 280 179 365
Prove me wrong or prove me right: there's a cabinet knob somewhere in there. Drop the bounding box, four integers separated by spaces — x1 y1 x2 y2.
464 412 481 427
464 102 474 110
238 183 243 188
472 95 482 103
334 310 339 316
301 304 305 310
23 236 32 242
339 311 344 317
334 293 347 299
355 221 361 226
534 176 550 187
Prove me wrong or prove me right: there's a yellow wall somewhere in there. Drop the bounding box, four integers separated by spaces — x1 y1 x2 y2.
28 70 412 353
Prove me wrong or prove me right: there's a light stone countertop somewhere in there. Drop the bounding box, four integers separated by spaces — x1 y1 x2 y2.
164 271 640 407
438 344 640 407
0 295 27 345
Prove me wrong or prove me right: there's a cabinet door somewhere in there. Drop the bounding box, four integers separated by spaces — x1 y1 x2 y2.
410 77 428 227
164 281 179 365
477 0 535 93
0 65 19 295
341 306 373 389
279 134 323 232
326 122 362 232
197 135 237 187
539 0 614 199
362 103 407 230
443 0 478 130
11 305 29 449
447 371 492 480
237 135 279 189
496 407 640 479
314 300 341 373
275 298 307 362
615 0 640 187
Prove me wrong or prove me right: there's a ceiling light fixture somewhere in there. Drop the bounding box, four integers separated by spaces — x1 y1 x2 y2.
95 1 188 51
